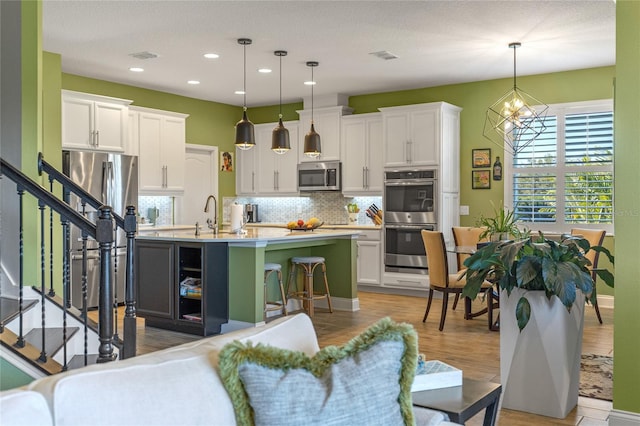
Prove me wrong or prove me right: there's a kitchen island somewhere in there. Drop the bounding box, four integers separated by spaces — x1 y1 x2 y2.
135 226 360 334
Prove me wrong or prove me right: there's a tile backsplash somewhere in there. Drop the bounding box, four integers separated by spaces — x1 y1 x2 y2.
138 196 174 226
223 193 382 225
138 193 383 226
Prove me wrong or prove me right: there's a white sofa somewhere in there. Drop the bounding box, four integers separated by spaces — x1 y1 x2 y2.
0 314 458 426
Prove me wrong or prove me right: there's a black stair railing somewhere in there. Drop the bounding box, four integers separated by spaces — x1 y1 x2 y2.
37 153 137 360
1 155 136 365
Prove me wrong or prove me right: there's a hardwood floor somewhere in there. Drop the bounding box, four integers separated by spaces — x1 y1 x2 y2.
110 291 614 426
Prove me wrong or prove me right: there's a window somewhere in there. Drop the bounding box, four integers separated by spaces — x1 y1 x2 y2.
504 100 614 234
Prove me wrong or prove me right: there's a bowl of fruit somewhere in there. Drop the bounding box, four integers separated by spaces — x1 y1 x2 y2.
286 217 323 231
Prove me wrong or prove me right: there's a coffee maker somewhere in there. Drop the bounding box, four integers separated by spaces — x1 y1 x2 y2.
245 204 259 223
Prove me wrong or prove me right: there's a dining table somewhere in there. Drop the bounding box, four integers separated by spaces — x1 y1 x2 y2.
447 245 500 331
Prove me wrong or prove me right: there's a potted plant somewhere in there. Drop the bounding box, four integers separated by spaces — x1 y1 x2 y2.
475 202 529 242
462 232 614 418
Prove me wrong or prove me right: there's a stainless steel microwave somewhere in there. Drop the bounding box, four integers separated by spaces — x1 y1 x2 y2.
298 161 342 192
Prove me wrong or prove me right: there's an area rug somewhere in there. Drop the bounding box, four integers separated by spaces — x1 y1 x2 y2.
580 354 613 401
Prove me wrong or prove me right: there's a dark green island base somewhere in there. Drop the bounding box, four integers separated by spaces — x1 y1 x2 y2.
135 227 359 334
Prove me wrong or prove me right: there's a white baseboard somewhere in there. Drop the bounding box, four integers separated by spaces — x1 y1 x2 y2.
358 284 429 298
313 296 359 312
609 409 640 425
597 294 614 309
220 319 257 334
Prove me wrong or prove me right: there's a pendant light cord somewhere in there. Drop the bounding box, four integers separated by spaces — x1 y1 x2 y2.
243 42 247 112
279 53 283 119
512 44 517 90
311 65 314 123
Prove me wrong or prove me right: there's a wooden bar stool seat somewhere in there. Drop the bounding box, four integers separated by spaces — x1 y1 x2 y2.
286 256 333 317
264 263 287 318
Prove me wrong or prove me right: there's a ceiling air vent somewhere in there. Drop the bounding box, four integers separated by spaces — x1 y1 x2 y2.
369 50 398 60
129 51 159 60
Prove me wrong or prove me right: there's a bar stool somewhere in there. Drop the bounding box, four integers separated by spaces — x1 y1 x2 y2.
286 256 333 317
264 263 287 318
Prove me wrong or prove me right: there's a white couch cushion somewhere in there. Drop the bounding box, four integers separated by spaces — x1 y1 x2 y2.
0 390 53 426
27 313 318 426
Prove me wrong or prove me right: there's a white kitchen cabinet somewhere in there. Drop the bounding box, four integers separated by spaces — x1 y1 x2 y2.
341 113 383 195
297 106 352 163
135 106 188 195
126 110 139 156
235 140 258 196
356 229 382 286
62 90 132 152
256 121 300 195
379 102 461 169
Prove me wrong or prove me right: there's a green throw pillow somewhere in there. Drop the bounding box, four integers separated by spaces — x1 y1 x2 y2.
218 317 417 426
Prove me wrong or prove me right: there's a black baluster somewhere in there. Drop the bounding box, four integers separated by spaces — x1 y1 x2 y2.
97 206 116 363
122 206 137 359
14 188 26 348
61 213 70 372
48 177 55 297
38 200 47 363
112 228 120 345
81 232 88 365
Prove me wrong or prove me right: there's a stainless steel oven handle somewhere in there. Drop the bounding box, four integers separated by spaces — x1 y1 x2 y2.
385 224 436 230
384 180 435 186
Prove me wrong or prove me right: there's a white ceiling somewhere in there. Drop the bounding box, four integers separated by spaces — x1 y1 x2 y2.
42 0 616 108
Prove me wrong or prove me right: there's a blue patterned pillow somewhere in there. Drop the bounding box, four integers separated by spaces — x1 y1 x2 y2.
218 317 418 426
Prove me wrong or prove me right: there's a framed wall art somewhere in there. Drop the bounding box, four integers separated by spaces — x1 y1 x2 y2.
472 170 491 189
472 148 491 168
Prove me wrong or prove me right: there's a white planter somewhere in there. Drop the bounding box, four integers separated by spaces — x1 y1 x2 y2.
500 288 585 418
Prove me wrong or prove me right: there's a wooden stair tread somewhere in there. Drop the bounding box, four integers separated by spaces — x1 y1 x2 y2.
30 286 100 330
24 327 79 357
1 297 38 326
0 328 63 375
67 354 99 370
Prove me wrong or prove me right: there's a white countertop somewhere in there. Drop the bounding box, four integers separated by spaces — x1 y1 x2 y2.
247 222 381 231
135 226 361 243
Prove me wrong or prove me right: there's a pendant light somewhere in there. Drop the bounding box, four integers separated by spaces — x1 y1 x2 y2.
303 61 321 158
235 38 255 150
271 50 290 154
483 42 548 156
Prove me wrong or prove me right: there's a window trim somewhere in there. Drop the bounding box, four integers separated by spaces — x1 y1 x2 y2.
503 99 614 235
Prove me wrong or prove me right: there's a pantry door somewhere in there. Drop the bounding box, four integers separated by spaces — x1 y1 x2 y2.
179 144 218 226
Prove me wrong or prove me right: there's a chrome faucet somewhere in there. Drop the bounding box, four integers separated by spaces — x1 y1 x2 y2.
204 195 218 234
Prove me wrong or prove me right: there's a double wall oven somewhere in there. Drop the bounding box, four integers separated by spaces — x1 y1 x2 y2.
384 170 437 274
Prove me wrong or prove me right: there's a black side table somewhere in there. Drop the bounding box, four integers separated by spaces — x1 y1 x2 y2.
411 378 502 426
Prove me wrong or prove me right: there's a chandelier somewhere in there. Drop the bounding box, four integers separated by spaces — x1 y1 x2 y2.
483 42 548 156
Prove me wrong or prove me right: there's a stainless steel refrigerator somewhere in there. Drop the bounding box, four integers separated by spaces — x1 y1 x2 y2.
63 150 138 309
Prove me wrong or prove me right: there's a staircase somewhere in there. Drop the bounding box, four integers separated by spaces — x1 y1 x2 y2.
0 154 137 379
1 286 103 376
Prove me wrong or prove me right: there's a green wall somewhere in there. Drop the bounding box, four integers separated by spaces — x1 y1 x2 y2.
20 3 635 417
56 62 615 235
0 359 35 391
60 73 241 215
348 67 615 226
613 0 640 415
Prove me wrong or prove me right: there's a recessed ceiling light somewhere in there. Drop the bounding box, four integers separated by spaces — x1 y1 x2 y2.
187 80 200 85
204 53 219 59
304 81 316 86
129 67 144 72
235 90 245 95
258 68 272 74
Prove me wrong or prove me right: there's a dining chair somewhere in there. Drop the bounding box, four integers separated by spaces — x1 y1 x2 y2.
570 228 606 324
421 230 493 331
451 226 488 311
